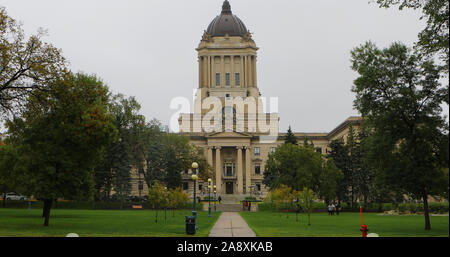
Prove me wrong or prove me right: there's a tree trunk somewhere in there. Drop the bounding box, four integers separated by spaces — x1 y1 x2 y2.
155 209 158 223
43 199 53 227
423 193 431 230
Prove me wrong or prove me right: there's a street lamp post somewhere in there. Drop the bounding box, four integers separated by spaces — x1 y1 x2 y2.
214 185 217 213
191 162 199 218
208 178 212 217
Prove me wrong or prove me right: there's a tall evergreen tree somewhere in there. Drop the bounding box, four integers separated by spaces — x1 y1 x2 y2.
284 126 298 145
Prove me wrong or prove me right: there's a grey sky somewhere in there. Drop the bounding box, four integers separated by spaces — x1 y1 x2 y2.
1 0 432 133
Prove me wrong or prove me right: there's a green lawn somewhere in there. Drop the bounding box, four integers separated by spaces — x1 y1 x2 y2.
240 211 449 237
0 208 220 237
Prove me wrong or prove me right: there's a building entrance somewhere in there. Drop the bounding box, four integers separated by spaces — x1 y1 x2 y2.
226 182 234 194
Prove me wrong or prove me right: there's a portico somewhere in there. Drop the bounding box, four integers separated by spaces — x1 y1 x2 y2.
206 132 253 196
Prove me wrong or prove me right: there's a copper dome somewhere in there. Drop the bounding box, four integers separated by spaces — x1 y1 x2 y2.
206 1 248 37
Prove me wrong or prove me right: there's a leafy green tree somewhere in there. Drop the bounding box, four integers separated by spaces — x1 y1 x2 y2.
0 143 25 207
144 131 210 190
0 7 68 117
284 126 298 145
148 181 168 223
167 187 189 217
376 0 449 74
93 94 146 207
263 143 343 202
5 73 116 226
351 41 449 230
297 188 315 226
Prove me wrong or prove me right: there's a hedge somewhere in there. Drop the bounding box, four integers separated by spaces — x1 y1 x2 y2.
0 200 201 211
257 201 449 213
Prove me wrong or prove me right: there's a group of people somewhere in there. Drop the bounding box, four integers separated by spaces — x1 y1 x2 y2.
328 203 341 216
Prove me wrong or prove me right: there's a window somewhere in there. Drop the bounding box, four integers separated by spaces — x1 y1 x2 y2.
254 147 260 156
315 147 322 154
216 73 221 87
235 73 240 86
255 164 261 175
225 73 230 86
183 182 189 190
270 147 276 154
226 163 233 176
138 181 144 191
256 183 261 191
184 169 188 174
226 93 231 100
198 184 203 191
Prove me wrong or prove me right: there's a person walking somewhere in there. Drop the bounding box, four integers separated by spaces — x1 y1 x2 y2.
331 203 336 216
218 195 222 204
328 204 333 216
335 202 341 216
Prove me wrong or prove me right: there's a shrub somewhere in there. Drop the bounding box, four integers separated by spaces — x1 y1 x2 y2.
429 203 449 214
398 203 408 213
382 203 394 212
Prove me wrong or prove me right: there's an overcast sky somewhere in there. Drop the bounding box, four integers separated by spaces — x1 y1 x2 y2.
1 0 433 133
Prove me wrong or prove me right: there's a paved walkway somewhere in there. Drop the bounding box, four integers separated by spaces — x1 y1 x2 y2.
209 212 256 237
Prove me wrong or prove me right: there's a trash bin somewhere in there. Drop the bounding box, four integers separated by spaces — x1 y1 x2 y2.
186 216 196 235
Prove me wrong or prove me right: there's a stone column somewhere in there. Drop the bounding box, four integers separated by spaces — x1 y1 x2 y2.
207 56 211 88
253 55 257 87
244 56 248 88
198 57 202 88
245 146 252 194
230 55 235 87
237 147 243 194
212 56 216 87
215 147 222 194
241 56 245 87
207 147 213 167
220 55 225 87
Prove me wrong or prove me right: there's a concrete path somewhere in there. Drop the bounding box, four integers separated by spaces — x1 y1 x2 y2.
209 212 256 237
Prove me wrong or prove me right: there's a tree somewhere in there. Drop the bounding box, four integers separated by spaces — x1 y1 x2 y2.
144 131 210 190
0 143 25 207
167 187 189 217
93 94 146 206
5 73 116 226
297 188 315 226
264 185 295 217
351 41 449 230
376 0 449 74
148 181 168 223
263 143 343 202
327 139 351 205
284 126 298 145
0 7 68 117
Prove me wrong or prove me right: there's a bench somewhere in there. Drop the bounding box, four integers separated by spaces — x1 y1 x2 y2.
132 205 143 209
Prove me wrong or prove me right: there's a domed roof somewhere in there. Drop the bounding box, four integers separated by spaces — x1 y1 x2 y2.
206 1 248 37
